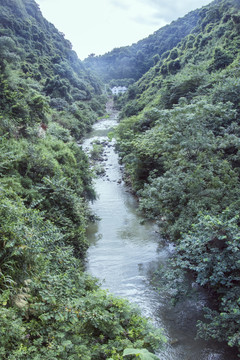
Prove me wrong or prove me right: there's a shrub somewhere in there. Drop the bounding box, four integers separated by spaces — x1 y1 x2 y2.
175 212 240 350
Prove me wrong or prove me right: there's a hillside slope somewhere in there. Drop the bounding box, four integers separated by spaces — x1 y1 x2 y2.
115 0 240 352
83 5 203 83
0 0 107 139
0 1 164 358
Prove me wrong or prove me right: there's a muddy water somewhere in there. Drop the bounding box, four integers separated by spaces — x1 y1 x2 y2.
82 101 237 360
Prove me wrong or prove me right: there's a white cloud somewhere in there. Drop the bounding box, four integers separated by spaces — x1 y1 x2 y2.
110 0 130 11
140 0 211 21
36 0 211 60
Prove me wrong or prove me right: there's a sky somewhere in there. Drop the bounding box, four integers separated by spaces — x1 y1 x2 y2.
35 0 212 60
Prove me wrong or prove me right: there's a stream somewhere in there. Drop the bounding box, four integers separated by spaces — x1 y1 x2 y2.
82 100 237 360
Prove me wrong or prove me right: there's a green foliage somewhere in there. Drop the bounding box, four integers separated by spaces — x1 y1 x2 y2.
0 134 95 257
212 76 240 115
209 47 234 71
160 64 206 108
0 191 164 359
84 8 201 82
0 36 20 70
0 3 165 359
174 212 240 349
116 0 240 233
0 0 105 139
167 59 181 75
89 141 105 176
123 348 160 359
114 0 240 353
3 0 240 357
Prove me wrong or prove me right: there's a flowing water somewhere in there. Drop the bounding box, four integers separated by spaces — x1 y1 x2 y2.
82 100 237 360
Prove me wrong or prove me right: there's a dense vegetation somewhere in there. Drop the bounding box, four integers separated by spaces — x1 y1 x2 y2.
0 0 165 358
83 8 201 84
114 0 240 353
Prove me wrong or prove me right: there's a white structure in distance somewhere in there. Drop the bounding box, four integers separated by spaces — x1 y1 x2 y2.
111 86 127 95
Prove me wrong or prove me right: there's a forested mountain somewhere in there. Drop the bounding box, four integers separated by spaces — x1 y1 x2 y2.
0 0 106 139
0 0 164 358
84 6 204 84
114 0 240 353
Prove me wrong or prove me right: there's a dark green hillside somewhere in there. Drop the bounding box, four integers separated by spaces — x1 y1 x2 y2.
0 0 164 358
115 0 240 353
83 7 202 83
0 0 106 255
0 0 106 139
